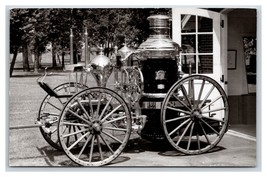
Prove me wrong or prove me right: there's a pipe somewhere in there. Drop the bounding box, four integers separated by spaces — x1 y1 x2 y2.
9 123 45 130
189 61 192 76
70 29 74 64
84 27 89 67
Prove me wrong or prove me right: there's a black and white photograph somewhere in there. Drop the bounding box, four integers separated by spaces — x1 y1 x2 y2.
6 3 261 172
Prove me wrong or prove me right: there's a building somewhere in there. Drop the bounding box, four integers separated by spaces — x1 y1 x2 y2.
172 8 257 125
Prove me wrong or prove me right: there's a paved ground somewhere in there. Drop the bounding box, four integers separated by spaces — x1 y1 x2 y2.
8 70 257 168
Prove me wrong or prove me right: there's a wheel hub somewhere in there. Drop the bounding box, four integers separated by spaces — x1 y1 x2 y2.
191 109 202 120
90 120 102 134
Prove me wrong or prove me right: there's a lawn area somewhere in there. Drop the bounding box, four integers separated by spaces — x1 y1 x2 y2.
9 50 97 71
10 52 69 70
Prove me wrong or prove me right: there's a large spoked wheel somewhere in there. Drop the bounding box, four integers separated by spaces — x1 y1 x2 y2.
161 75 229 155
38 82 87 150
58 87 132 166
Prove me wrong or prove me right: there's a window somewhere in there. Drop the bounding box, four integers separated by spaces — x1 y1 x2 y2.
180 15 213 74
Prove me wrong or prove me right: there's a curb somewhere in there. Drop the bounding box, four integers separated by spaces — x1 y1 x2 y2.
226 129 256 142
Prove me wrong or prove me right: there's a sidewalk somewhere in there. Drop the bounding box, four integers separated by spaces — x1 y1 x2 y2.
227 124 257 142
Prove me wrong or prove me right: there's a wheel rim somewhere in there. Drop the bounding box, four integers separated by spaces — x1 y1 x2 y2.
58 87 132 166
38 82 87 150
161 75 229 155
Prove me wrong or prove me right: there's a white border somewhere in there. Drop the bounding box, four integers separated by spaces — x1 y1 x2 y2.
1 0 266 176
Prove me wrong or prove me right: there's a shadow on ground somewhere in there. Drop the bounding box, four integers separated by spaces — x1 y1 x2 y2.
37 137 226 166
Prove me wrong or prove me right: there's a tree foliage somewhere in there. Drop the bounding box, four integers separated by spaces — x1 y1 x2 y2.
9 8 171 76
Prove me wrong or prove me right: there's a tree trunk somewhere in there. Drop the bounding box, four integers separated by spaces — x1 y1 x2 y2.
22 44 30 71
62 51 65 69
52 42 57 68
33 50 40 73
9 46 19 77
27 43 32 71
57 54 61 64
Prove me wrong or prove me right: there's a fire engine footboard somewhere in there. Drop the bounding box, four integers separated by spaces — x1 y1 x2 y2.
161 75 229 155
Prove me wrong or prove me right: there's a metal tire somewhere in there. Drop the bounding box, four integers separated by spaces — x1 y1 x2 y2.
161 75 229 155
58 87 132 166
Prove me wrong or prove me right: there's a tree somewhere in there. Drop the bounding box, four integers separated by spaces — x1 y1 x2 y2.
83 8 171 55
10 9 22 76
9 8 51 76
9 8 171 77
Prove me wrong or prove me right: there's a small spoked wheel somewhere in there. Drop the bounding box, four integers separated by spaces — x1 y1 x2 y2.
38 82 87 150
58 87 132 166
161 75 229 155
120 67 143 104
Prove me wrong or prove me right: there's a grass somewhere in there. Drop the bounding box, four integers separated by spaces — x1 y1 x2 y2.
10 51 97 72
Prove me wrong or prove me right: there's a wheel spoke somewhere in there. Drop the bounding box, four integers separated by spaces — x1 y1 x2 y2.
196 127 200 150
50 128 57 135
78 134 92 158
87 92 94 116
202 107 226 114
77 99 92 121
47 102 61 111
96 135 104 160
102 131 123 144
189 78 195 107
166 106 191 115
199 122 211 144
67 110 91 124
180 85 191 108
202 115 225 123
172 93 191 111
89 135 95 162
169 118 191 136
66 125 72 146
61 125 68 134
57 98 64 105
199 119 219 135
103 116 127 125
67 132 89 151
99 134 115 154
62 122 89 127
73 126 79 143
98 97 113 120
201 95 222 110
176 121 193 146
101 105 122 123
96 93 102 117
199 85 215 108
103 126 127 132
76 125 87 138
165 115 191 123
187 122 195 150
197 80 205 105
63 128 89 138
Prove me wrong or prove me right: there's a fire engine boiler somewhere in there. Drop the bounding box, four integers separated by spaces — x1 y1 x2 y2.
117 14 182 141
